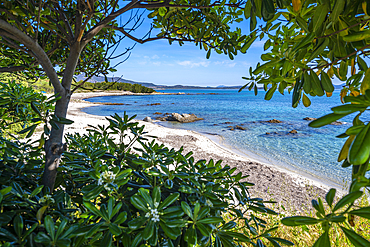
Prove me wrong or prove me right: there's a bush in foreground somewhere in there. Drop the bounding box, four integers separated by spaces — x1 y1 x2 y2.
0 84 285 246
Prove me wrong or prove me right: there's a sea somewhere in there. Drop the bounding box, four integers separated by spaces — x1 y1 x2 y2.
83 89 370 189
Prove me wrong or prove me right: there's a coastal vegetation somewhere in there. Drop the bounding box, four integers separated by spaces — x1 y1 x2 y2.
0 0 370 247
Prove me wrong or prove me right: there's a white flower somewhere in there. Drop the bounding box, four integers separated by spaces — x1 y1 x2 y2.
98 178 103 185
104 183 111 191
154 202 159 208
38 195 55 204
194 175 199 181
145 212 150 218
206 199 213 207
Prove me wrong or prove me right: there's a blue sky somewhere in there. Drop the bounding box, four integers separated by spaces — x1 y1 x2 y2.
112 39 266 87
109 10 265 87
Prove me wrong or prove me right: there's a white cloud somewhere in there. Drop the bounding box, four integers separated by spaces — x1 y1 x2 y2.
152 62 161 66
177 60 210 67
152 55 160 59
213 61 236 67
251 40 265 48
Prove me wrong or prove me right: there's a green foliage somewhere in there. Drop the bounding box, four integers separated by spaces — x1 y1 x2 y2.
239 1 370 246
0 109 292 246
79 81 156 93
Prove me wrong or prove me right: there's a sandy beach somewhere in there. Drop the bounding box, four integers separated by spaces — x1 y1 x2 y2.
66 91 345 213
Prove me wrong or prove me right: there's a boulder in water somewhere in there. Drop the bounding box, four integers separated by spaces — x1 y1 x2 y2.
165 113 203 123
263 119 282 123
143 116 152 122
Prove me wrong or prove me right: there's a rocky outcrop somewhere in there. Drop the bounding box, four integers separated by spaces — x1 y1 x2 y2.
235 125 246 130
157 113 203 123
303 117 317 121
289 130 298 134
263 119 282 123
143 116 152 122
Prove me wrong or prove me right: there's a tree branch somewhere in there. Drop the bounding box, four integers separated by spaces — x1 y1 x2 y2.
0 20 64 94
0 66 26 73
306 44 370 71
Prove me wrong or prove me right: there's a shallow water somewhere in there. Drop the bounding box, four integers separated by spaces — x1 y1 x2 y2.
83 89 370 187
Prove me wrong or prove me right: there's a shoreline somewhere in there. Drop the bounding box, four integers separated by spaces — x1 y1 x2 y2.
67 91 346 212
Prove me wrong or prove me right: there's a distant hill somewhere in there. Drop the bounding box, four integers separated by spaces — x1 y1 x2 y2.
75 75 241 90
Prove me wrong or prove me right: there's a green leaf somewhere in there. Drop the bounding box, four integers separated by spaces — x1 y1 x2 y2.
361 67 370 94
131 195 149 212
313 231 330 247
100 231 112 247
44 215 55 241
331 104 367 115
325 188 336 207
310 71 325 96
321 72 334 93
138 188 153 208
309 113 347 128
349 207 370 219
13 215 23 238
348 123 370 165
312 5 329 33
113 212 127 225
330 0 345 22
253 60 280 75
128 216 147 230
281 216 320 226
153 186 161 205
302 93 311 107
181 201 193 220
198 217 224 224
340 226 370 247
108 223 122 235
244 0 252 19
265 84 277 100
358 56 368 71
160 222 181 240
143 219 155 240
333 191 363 212
83 201 103 218
30 185 44 197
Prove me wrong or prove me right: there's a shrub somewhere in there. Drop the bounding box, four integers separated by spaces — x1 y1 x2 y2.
0 108 288 246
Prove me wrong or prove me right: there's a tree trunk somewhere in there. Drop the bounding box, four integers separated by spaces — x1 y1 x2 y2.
42 42 82 191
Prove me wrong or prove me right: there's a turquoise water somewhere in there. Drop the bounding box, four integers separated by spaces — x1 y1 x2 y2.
83 89 369 187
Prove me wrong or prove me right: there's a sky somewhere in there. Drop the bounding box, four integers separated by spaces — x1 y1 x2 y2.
113 39 265 87
109 10 265 87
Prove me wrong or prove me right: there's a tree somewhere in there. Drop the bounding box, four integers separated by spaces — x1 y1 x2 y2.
240 0 370 245
0 0 249 190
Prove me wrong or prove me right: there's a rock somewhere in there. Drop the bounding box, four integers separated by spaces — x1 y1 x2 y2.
147 103 161 106
264 119 282 123
143 116 152 122
289 130 298 134
331 121 343 125
266 132 271 135
229 127 235 131
155 117 167 121
153 112 162 115
303 117 317 121
213 124 218 126
223 122 233 124
165 113 204 123
235 125 246 130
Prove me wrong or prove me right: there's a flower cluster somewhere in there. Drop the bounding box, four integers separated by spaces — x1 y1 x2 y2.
38 194 55 204
145 202 160 222
98 170 116 191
